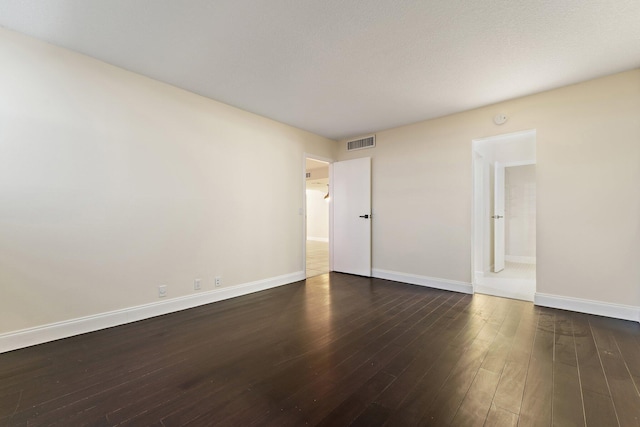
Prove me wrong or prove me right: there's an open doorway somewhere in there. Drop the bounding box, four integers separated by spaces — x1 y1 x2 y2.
305 158 330 278
472 130 536 301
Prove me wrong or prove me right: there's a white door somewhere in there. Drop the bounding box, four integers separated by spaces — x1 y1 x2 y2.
493 162 505 272
333 157 371 276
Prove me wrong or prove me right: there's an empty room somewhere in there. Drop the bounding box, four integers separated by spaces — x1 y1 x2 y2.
1 1 639 426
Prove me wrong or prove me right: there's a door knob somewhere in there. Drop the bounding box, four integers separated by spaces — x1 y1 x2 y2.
359 214 369 219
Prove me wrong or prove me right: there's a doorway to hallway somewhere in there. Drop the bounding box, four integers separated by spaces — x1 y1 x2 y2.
472 130 536 301
305 157 330 278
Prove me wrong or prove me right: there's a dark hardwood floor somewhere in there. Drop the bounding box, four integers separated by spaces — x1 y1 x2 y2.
1 273 639 426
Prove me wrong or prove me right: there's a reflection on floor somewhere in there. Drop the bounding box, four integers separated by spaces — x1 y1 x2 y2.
306 240 329 278
475 262 536 302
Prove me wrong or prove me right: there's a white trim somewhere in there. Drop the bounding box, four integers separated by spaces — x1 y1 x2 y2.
504 159 536 168
535 292 640 322
372 269 473 294
504 255 536 264
328 162 334 272
307 237 329 242
472 128 537 144
0 271 305 354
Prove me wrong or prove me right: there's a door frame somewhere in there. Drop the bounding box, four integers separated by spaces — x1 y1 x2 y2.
491 160 536 272
493 161 505 273
303 153 333 276
471 129 537 294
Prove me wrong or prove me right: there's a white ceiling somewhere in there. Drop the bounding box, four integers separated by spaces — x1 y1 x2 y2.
1 0 639 140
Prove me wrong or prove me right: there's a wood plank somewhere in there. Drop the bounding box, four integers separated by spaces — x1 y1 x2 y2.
349 402 390 427
450 368 501 426
0 274 633 426
417 333 497 425
491 304 538 415
401 298 509 425
244 291 458 426
374 294 500 425
315 370 396 427
484 404 519 427
162 284 437 426
582 389 619 427
551 312 585 426
590 316 640 427
519 310 554 427
573 314 612 395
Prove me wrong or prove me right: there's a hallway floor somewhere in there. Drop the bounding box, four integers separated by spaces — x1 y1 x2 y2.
306 239 329 278
485 262 536 279
476 262 536 302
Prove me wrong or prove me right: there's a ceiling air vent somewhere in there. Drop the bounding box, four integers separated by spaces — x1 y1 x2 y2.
346 135 375 151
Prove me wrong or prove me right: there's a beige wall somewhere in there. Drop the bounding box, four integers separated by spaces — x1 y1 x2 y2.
338 69 640 307
1 26 638 338
0 29 336 334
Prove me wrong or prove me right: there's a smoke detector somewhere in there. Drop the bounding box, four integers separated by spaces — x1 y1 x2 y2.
493 113 508 125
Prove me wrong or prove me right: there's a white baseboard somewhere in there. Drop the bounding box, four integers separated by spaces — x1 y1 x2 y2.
0 271 305 354
505 255 536 264
372 269 473 294
535 292 640 322
307 237 329 242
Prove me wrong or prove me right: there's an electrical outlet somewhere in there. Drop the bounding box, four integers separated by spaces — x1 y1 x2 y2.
194 279 202 290
158 285 167 298
215 276 221 287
